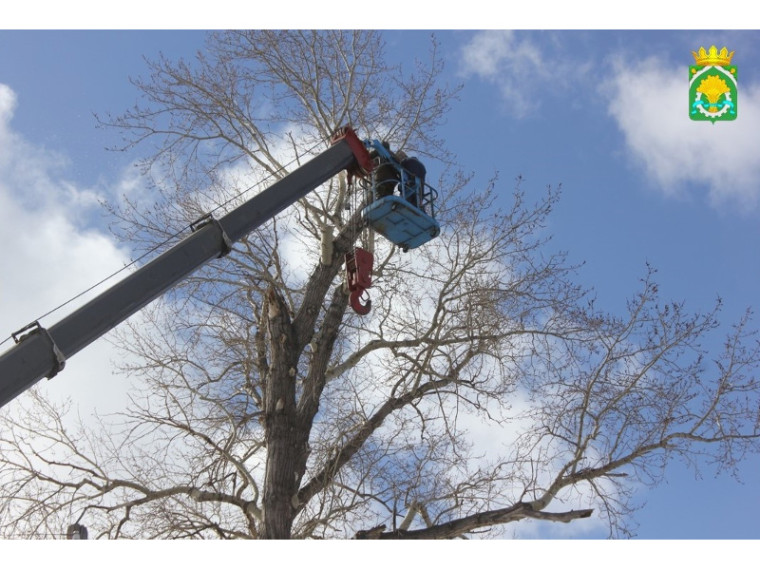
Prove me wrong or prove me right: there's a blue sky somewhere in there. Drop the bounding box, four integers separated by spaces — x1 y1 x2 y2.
0 18 759 543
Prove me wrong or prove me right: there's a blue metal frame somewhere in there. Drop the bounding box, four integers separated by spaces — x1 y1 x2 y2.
363 196 440 251
362 140 440 250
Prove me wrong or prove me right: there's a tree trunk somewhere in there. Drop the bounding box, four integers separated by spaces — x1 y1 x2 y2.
259 210 356 538
262 413 307 539
261 287 306 539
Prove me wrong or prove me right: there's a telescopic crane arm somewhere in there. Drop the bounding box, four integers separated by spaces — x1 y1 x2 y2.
0 127 373 409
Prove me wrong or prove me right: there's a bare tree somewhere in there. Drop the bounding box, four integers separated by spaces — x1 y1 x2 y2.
1 31 759 540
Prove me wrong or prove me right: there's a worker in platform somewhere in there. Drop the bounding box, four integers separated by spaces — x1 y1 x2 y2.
369 141 400 198
396 151 427 209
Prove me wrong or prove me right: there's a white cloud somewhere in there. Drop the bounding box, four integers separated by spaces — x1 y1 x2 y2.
459 31 597 120
605 56 760 209
461 31 534 78
0 84 17 129
460 31 554 118
0 84 134 415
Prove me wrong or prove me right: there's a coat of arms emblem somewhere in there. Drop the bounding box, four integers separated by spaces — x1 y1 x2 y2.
690 45 737 123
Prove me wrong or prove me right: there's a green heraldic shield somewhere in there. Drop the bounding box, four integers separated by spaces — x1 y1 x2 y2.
690 45 737 123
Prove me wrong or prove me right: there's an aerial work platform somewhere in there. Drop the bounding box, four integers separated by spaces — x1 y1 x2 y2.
362 195 440 251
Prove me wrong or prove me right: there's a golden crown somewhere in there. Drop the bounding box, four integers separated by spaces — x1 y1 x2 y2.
692 45 734 66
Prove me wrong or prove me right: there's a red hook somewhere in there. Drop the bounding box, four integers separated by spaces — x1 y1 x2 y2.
350 288 372 315
346 248 374 315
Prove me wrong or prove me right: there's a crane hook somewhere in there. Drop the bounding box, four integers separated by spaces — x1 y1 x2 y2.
346 248 373 316
350 289 372 315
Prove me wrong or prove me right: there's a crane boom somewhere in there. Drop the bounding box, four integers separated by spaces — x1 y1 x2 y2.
0 127 372 409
